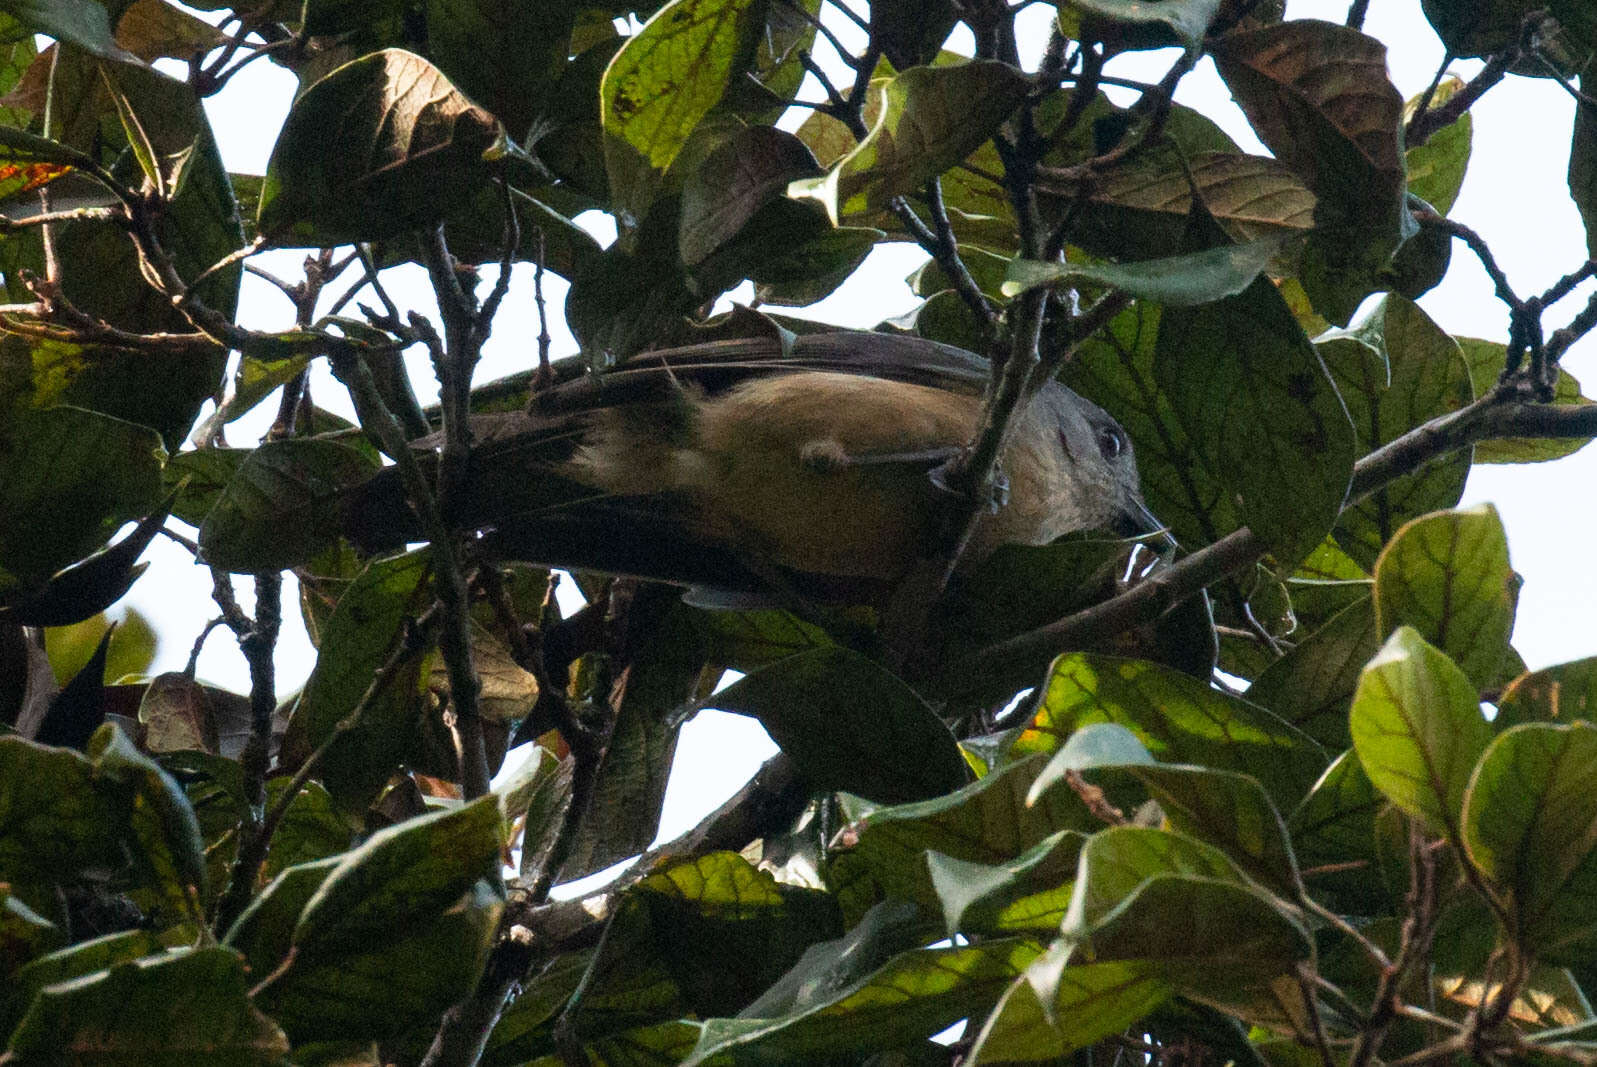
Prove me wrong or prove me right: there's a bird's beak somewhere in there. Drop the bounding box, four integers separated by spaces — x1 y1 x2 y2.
1113 498 1178 557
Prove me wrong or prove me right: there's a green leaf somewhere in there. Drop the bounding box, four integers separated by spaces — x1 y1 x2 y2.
0 406 164 596
221 856 342 980
258 878 504 1045
1462 722 1597 962
1155 275 1355 567
1459 336 1594 463
1026 653 1327 806
1002 238 1284 306
0 735 118 913
566 852 843 1037
1404 76 1472 215
163 447 249 527
600 0 769 222
926 830 1087 937
418 0 573 143
1497 655 1597 729
1246 596 1379 750
292 794 503 955
88 722 208 924
709 648 967 803
679 126 821 265
793 60 1030 224
199 439 380 573
3 928 165 1037
683 938 1043 1065
261 779 351 882
1064 826 1253 935
1323 297 1476 567
1044 875 1312 1030
1373 504 1516 692
282 550 433 812
965 961 1170 1064
0 885 63 983
258 49 505 244
1059 0 1221 51
0 0 137 61
1123 765 1300 896
830 755 1097 915
6 946 290 1064
1349 626 1491 838
1288 750 1390 912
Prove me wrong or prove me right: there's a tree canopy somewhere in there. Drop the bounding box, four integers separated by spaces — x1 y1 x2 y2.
4 0 1597 1064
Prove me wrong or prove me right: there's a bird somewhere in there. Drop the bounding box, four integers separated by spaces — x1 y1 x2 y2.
342 328 1162 606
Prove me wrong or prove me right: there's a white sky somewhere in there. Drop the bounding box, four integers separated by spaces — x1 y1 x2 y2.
105 0 1597 855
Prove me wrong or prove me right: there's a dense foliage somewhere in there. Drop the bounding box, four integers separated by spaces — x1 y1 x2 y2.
3 0 1597 1064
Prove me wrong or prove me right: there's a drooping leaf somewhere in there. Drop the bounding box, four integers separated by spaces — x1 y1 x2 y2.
199 439 380 573
1289 749 1391 912
0 406 164 598
709 648 967 804
281 550 433 812
1246 596 1379 749
1123 764 1301 895
926 829 1087 937
1349 626 1491 839
6 947 290 1064
1497 655 1597 728
0 0 137 61
1058 0 1222 51
965 959 1170 1064
258 49 505 244
1214 20 1408 323
683 938 1043 1066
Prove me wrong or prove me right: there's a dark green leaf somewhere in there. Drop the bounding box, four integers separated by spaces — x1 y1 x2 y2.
258 49 505 244
1042 875 1312 1031
1288 749 1392 912
282 550 432 812
709 648 967 804
1323 297 1475 567
0 735 118 912
1246 596 1379 749
1350 626 1490 838
926 829 1087 937
292 794 502 954
0 406 163 596
199 439 380 573
966 960 1170 1063
1064 826 1252 935
1059 0 1222 51
3 927 162 1036
1497 656 1597 728
1156 275 1354 567
0 0 136 61
6 946 290 1063
1123 765 1300 895
830 755 1096 913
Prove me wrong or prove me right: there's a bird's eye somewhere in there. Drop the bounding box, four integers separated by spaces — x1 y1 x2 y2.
1097 426 1126 460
